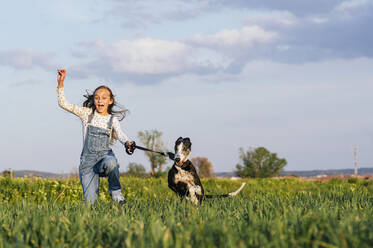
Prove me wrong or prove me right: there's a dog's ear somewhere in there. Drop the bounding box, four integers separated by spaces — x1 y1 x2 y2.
184 137 191 147
167 152 175 160
175 137 183 147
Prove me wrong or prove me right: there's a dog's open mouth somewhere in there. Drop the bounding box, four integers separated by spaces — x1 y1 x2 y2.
175 159 185 166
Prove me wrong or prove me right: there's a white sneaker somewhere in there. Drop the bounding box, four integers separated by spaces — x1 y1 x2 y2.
111 189 126 204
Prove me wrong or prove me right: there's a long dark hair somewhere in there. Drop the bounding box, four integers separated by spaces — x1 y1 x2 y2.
83 85 128 121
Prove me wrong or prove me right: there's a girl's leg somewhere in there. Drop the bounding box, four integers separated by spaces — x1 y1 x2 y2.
95 155 122 194
79 169 99 204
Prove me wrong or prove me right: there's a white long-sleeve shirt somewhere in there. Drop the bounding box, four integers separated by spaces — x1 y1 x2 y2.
57 87 129 146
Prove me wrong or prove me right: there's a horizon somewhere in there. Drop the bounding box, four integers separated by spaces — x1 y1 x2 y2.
3 166 373 175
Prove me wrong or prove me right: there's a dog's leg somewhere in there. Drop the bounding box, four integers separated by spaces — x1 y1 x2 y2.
188 185 202 205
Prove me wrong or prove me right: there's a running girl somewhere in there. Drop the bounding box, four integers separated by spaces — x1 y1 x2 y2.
57 69 134 204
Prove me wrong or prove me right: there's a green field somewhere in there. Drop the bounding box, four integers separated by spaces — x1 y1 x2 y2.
1 176 373 247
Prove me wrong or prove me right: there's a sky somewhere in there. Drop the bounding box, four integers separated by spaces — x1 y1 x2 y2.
1 0 373 174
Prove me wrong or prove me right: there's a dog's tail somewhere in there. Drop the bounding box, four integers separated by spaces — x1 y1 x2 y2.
204 182 246 199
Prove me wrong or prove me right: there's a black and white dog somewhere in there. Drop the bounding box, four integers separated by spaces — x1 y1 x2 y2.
168 137 246 204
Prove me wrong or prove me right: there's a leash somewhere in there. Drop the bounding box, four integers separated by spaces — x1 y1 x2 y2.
125 141 174 159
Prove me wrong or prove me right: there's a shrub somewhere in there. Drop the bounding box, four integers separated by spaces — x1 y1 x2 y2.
236 147 286 178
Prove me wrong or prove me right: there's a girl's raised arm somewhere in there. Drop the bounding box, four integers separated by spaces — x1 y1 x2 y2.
57 69 90 119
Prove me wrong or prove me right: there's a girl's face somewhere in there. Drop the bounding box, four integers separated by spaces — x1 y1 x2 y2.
94 88 113 115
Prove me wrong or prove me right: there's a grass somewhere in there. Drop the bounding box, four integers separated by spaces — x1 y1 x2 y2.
1 176 373 247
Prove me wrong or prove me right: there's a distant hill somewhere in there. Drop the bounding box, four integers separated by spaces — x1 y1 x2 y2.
215 172 237 178
216 167 373 178
3 167 373 179
11 170 69 178
282 167 373 177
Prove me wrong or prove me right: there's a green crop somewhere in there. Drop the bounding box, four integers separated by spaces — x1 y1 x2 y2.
1 177 373 247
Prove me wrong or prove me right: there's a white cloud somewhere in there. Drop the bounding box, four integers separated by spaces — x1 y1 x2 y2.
71 26 279 83
190 26 277 49
85 38 192 74
335 0 373 12
244 11 298 27
310 17 328 24
105 0 211 29
0 49 56 70
277 45 290 51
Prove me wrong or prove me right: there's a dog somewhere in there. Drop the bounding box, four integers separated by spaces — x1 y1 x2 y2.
168 137 246 204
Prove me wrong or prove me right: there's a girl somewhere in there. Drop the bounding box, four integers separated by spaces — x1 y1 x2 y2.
57 69 134 204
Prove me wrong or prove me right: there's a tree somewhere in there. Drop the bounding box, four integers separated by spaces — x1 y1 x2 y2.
126 162 148 177
190 157 216 178
236 147 287 178
1 170 14 178
138 130 168 176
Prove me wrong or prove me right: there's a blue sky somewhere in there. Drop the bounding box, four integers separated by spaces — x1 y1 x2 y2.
1 0 373 174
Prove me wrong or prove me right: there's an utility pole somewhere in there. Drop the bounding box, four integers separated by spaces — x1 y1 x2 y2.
354 147 358 175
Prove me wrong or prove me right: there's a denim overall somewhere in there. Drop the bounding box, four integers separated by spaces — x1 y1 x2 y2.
79 113 122 204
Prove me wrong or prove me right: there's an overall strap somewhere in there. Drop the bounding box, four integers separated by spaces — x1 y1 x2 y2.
87 110 94 124
107 115 114 130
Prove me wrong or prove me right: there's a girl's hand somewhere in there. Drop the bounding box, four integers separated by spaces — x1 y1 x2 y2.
57 69 66 88
125 141 136 154
125 141 134 149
